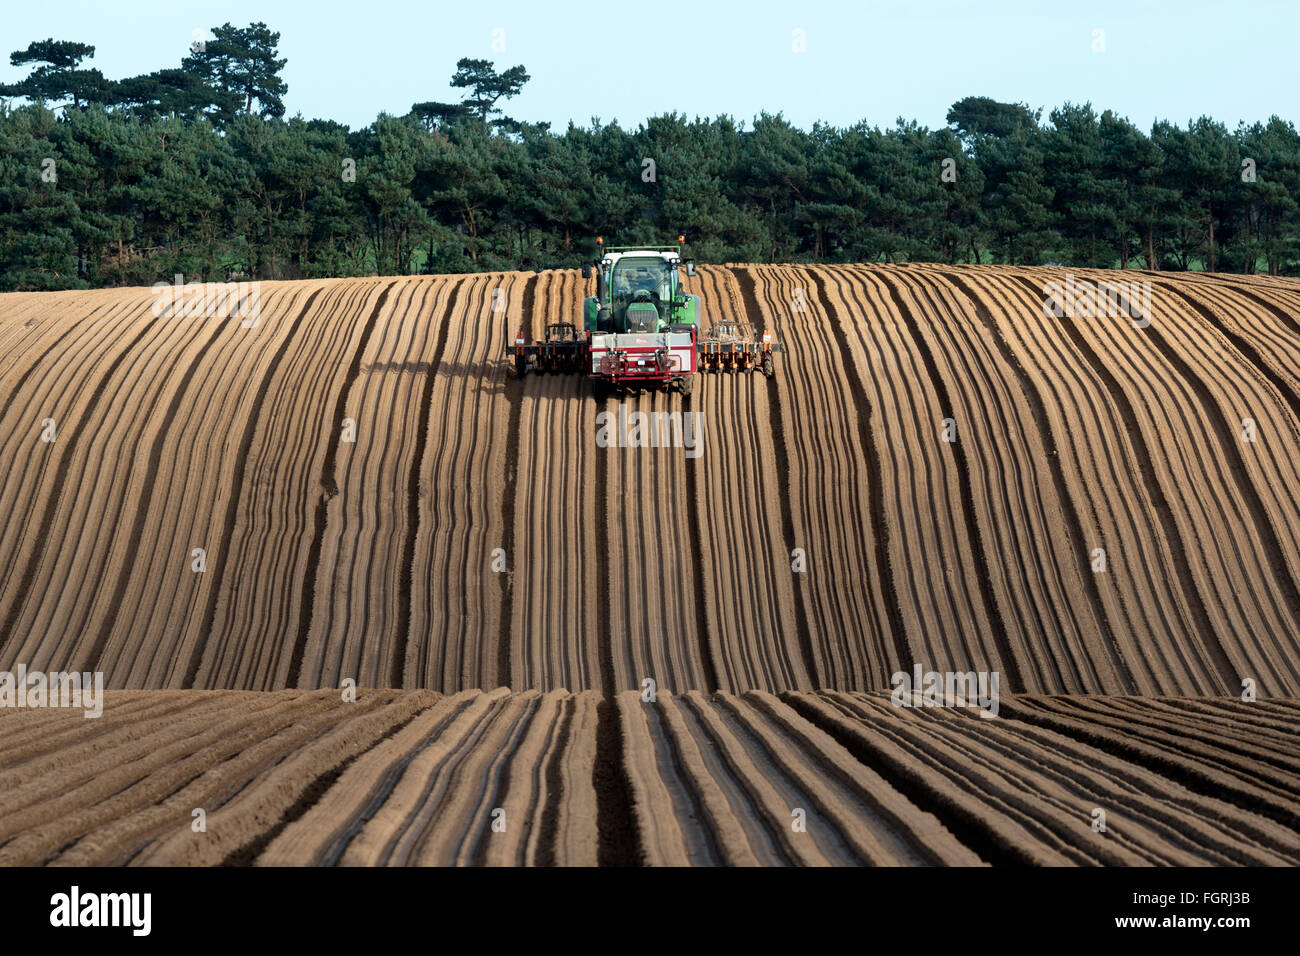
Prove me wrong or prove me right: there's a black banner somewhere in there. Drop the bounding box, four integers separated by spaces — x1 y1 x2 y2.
0 865 1283 944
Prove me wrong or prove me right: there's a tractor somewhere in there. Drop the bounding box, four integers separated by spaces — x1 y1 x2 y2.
580 237 701 394
510 237 781 394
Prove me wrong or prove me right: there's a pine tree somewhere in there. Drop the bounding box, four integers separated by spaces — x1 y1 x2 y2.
181 22 287 122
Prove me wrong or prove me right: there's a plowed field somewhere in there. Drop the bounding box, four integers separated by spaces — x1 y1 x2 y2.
2 264 1298 865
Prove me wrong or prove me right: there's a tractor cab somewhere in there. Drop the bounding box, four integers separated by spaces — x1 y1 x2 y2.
582 241 700 334
611 257 672 332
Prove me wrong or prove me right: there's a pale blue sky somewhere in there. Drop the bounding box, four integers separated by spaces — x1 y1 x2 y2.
2 0 1296 131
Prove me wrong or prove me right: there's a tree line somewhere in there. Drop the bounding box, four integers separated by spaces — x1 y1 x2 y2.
1 25 1298 290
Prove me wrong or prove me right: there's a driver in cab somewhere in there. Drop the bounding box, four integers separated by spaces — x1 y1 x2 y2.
616 267 667 331
616 267 662 299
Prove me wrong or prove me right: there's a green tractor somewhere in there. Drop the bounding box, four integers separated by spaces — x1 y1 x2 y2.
580 239 702 392
581 239 702 335
509 237 781 393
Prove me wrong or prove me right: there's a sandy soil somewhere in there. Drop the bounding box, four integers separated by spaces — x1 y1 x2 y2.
2 264 1299 864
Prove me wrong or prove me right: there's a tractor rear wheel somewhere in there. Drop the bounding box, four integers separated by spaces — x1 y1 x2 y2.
678 375 694 397
762 352 774 378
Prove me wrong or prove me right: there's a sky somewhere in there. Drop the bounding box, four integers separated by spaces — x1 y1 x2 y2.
2 0 1297 132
